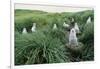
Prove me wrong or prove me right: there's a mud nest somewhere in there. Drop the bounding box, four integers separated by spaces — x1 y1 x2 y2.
66 42 84 53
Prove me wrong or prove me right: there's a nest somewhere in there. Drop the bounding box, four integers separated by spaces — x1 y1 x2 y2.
66 42 84 53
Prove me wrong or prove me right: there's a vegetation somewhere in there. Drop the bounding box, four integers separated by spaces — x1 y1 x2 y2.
15 9 94 65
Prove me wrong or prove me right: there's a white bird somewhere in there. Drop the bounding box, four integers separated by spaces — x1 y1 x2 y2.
53 24 57 30
71 18 74 22
69 28 78 46
22 27 27 34
31 23 36 32
74 22 80 33
63 22 69 27
86 17 91 24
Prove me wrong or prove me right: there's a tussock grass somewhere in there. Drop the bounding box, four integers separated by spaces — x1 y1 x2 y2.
15 9 94 65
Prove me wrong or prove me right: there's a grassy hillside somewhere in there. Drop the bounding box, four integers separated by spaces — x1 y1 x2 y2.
15 9 94 65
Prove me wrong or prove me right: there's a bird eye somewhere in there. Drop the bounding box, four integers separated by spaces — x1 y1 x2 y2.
72 30 74 32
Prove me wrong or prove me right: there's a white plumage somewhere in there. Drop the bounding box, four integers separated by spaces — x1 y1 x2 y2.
53 24 57 30
22 27 27 34
31 23 36 32
69 28 78 46
74 22 80 33
63 22 69 27
87 17 91 24
71 18 74 22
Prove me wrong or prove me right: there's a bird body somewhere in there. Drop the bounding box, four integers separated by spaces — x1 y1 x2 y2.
63 22 69 27
69 28 78 46
53 24 57 30
22 28 27 34
87 17 91 24
31 23 36 32
74 23 80 33
71 18 75 22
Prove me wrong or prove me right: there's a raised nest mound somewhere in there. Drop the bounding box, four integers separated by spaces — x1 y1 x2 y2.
66 42 84 53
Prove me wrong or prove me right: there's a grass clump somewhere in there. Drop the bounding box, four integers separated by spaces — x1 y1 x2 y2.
15 31 70 65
